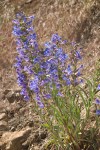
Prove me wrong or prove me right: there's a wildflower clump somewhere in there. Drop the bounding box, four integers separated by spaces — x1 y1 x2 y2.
13 13 100 150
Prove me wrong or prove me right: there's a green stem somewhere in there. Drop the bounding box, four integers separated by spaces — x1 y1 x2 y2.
54 98 81 150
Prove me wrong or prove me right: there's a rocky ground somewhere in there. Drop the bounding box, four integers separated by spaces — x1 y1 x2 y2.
0 0 100 150
0 89 49 150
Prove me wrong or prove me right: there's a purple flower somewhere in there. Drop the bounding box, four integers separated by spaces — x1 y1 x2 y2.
33 57 41 64
35 94 44 108
95 99 100 105
14 61 23 70
44 94 51 99
26 20 32 26
74 79 83 86
16 12 25 19
44 42 52 49
35 94 41 101
49 65 57 74
17 73 27 87
96 110 100 115
24 95 30 101
37 101 44 108
12 19 20 25
76 71 81 77
28 33 37 40
29 76 39 93
71 41 76 46
75 51 82 60
44 48 51 56
26 27 34 32
97 84 100 90
57 92 64 97
63 75 71 85
56 83 61 89
51 33 61 43
59 53 68 62
20 88 29 101
77 65 83 71
65 65 72 75
66 78 71 85
24 66 33 74
37 71 44 76
28 15 35 20
40 78 50 86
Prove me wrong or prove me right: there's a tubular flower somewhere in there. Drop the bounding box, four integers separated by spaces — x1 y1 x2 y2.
12 12 41 105
13 13 84 107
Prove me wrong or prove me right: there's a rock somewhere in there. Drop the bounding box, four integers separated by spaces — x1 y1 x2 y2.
6 91 18 103
10 127 16 132
28 120 34 127
3 89 11 96
34 131 41 143
0 113 7 121
0 101 7 113
0 127 31 150
4 90 22 103
39 131 47 140
22 140 29 150
69 0 77 6
0 121 8 131
25 0 33 4
32 130 47 143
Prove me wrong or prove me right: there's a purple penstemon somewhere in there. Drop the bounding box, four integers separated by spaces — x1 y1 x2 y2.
94 84 100 115
13 13 84 107
96 110 100 115
41 34 70 96
97 84 100 90
13 13 43 106
12 13 100 150
95 99 100 105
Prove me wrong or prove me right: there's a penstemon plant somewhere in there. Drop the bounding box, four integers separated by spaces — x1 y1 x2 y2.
13 13 100 150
